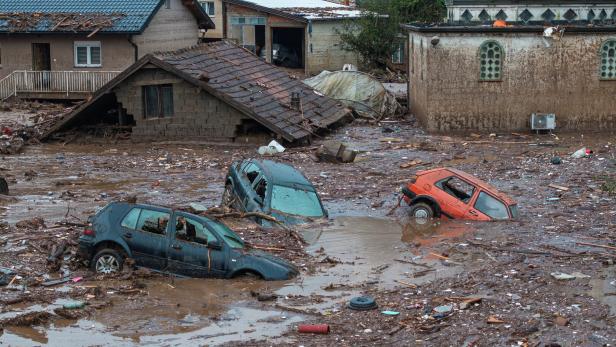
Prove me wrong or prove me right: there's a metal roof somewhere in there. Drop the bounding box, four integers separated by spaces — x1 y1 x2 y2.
0 0 214 33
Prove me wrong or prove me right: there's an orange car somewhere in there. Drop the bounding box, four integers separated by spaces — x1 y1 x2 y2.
401 168 518 221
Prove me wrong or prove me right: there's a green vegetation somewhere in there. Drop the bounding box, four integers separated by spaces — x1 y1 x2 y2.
338 0 446 69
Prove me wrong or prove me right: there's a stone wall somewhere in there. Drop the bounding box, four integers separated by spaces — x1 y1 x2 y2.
113 67 250 141
408 31 616 132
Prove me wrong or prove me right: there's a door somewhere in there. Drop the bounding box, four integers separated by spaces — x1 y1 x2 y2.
236 162 263 212
32 43 51 89
434 176 477 218
167 213 219 277
120 207 171 270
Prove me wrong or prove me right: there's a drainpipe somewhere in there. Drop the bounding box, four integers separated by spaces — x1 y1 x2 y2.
128 35 138 62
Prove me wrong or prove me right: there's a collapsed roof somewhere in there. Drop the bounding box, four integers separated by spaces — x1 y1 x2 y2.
44 41 353 143
0 0 214 33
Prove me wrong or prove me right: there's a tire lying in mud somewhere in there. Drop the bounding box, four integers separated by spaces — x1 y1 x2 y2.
0 177 8 195
92 248 124 274
348 296 378 311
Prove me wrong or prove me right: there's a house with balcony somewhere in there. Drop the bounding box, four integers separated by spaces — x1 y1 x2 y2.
0 0 214 100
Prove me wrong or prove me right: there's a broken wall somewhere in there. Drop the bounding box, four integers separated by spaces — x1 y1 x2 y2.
408 31 616 132
113 67 250 141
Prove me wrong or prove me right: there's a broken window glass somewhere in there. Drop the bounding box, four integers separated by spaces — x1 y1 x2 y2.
253 177 268 200
474 192 509 220
175 216 214 245
479 41 503 81
271 185 324 217
121 208 141 229
243 163 261 184
600 40 616 80
136 209 170 235
436 177 476 203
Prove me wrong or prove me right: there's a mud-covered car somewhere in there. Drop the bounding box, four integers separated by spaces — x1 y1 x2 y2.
78 202 298 280
221 159 327 225
401 167 518 221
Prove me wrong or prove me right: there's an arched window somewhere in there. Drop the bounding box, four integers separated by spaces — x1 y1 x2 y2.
600 40 616 80
479 41 503 81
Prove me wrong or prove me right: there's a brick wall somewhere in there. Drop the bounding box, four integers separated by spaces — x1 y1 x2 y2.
408 31 616 132
113 67 250 141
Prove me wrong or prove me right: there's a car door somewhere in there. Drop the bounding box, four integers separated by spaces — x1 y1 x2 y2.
203 222 230 278
167 213 219 278
247 173 268 213
120 207 170 270
469 191 509 220
434 176 477 218
235 162 263 212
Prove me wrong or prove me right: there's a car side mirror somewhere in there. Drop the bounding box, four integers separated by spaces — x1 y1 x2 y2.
208 239 222 250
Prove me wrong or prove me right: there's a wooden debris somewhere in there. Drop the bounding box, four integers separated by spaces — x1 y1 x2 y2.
548 183 570 191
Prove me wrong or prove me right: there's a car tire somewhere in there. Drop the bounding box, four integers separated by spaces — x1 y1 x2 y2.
348 296 378 311
92 248 124 274
221 184 235 208
410 202 434 219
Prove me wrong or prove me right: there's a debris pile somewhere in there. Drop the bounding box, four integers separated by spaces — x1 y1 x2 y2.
0 12 126 35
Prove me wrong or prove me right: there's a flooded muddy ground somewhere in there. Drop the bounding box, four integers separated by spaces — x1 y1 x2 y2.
1 108 616 345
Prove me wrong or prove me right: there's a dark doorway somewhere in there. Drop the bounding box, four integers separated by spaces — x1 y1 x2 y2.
32 43 51 71
32 43 51 89
272 27 304 69
255 25 265 58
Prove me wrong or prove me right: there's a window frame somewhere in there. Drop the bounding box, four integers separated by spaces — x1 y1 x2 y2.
200 1 215 16
599 39 616 81
74 41 102 68
478 40 503 82
435 176 476 204
142 84 174 119
174 215 216 245
120 208 142 230
391 42 405 65
135 209 171 235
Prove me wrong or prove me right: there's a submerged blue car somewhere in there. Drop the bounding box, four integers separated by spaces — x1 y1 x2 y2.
78 202 298 280
221 159 328 225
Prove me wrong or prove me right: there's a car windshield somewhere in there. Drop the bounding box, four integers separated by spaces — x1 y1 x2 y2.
207 221 244 249
474 192 509 220
271 185 324 217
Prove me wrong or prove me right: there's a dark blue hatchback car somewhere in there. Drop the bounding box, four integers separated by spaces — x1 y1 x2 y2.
78 202 298 280
222 159 328 225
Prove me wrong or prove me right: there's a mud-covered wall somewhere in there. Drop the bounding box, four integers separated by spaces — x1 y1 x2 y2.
408 31 616 132
306 21 359 75
113 67 249 141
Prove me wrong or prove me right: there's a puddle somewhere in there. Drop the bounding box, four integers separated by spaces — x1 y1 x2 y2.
589 266 616 315
280 216 472 310
0 278 301 346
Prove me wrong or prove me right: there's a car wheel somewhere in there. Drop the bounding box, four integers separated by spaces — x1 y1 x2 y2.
410 202 434 219
92 248 124 274
221 184 235 208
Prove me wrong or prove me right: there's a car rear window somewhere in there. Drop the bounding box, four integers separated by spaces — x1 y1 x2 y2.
474 192 509 220
121 208 141 230
271 185 324 217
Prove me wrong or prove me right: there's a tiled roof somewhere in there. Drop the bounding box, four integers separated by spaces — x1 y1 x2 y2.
0 0 164 33
45 41 352 142
155 41 352 141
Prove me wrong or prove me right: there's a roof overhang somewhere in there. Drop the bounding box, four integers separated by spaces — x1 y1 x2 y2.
222 0 308 23
182 0 215 30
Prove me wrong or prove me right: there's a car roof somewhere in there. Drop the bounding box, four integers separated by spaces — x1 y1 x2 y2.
110 201 216 223
248 159 315 190
418 167 517 205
